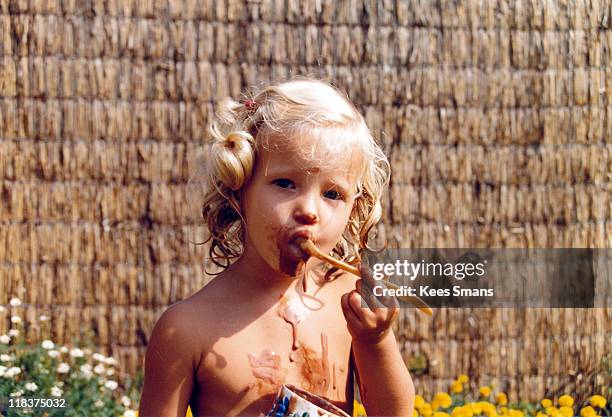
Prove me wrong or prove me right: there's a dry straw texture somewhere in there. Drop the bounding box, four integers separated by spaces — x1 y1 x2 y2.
0 0 611 402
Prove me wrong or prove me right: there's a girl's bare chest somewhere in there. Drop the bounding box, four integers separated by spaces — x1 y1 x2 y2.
195 302 353 412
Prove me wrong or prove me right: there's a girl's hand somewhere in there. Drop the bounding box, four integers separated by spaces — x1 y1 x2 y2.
340 263 400 344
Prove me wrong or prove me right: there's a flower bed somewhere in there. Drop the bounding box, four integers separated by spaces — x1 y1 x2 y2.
1 297 609 417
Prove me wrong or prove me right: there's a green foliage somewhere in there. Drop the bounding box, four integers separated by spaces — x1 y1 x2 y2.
0 302 140 417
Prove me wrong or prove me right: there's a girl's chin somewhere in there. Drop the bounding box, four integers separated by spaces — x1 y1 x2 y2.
276 243 310 277
280 260 306 277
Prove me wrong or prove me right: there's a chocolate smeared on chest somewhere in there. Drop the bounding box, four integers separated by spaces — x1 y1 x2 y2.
247 349 287 395
292 332 331 396
277 296 310 353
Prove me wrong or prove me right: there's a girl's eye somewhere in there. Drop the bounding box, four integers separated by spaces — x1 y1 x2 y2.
324 190 344 201
273 179 294 189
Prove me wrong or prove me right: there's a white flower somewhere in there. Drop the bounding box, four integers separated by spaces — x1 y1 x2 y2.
57 363 70 373
9 297 22 307
80 363 93 377
24 382 38 392
8 329 19 337
0 354 13 362
10 315 22 324
41 340 55 349
70 348 84 358
106 368 115 376
5 366 21 377
59 346 68 353
93 363 106 375
39 314 49 321
0 365 6 376
104 380 118 390
104 357 117 366
9 389 23 397
47 350 60 358
0 305 5 312
50 386 63 397
124 410 137 417
94 400 104 408
121 396 132 407
92 353 106 362
0 334 10 344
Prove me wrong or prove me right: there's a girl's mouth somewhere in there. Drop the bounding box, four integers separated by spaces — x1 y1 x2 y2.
284 231 315 262
276 233 314 276
286 241 309 262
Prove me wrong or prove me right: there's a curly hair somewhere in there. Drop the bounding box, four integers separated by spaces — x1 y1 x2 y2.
199 76 390 279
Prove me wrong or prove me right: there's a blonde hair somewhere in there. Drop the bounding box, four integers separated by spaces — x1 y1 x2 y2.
199 76 390 277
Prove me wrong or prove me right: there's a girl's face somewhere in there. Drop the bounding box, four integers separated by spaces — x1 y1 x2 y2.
240 135 361 278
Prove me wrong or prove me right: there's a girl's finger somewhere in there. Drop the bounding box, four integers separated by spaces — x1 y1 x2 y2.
341 292 362 324
359 263 399 309
355 279 379 309
358 263 377 288
341 293 368 335
348 290 379 327
375 305 399 327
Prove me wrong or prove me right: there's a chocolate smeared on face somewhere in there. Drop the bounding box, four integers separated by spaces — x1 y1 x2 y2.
267 225 310 277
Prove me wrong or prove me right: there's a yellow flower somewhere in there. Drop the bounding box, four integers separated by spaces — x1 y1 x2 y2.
559 396 574 408
500 407 509 416
414 410 419 417
589 396 606 409
580 406 596 417
509 410 524 417
559 407 574 417
354 400 367 417
453 406 474 417
421 404 434 417
186 407 193 417
537 413 549 417
479 402 496 417
433 393 453 410
495 393 508 406
415 395 426 409
479 387 492 397
542 399 553 408
546 407 560 417
469 402 483 415
458 374 470 384
451 380 464 393
434 412 451 417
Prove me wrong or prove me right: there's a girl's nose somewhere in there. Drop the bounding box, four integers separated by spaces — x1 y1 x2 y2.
293 194 319 225
295 211 318 225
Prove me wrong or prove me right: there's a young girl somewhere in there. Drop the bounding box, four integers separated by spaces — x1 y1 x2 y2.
138 77 415 417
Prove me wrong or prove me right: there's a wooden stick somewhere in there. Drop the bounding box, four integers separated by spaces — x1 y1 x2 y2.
295 238 433 316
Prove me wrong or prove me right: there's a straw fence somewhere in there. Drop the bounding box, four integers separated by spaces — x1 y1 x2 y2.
0 0 611 402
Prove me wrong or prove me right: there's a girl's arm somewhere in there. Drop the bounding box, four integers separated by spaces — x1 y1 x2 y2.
138 305 197 417
352 330 415 417
341 265 415 417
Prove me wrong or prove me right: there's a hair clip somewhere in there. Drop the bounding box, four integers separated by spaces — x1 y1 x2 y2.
243 98 257 114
